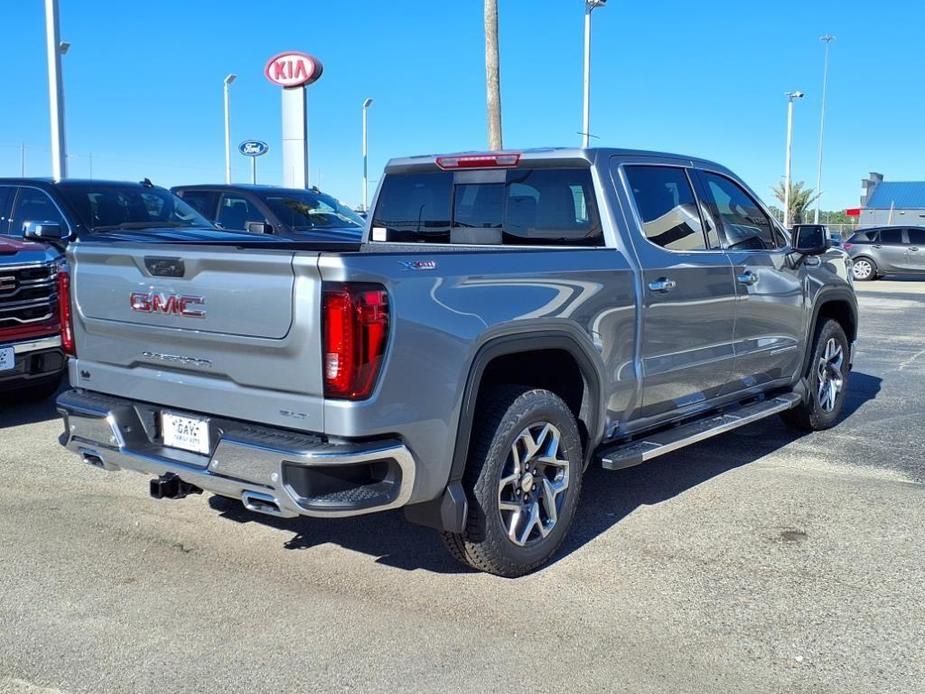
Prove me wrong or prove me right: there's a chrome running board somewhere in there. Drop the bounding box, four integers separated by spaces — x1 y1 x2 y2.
598 393 801 471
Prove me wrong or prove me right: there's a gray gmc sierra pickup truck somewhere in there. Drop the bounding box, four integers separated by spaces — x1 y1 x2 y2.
56 148 857 576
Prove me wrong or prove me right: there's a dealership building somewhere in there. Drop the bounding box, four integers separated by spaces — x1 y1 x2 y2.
859 172 925 227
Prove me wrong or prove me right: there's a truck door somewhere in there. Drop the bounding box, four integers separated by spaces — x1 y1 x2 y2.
694 170 804 392
619 163 738 422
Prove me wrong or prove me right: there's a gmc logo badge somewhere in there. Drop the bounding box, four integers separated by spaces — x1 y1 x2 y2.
130 291 206 318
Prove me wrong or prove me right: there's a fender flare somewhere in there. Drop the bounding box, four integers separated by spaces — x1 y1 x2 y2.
404 327 607 534
800 287 859 378
449 327 607 482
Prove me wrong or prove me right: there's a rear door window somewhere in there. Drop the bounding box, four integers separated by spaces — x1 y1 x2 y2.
700 172 780 250
878 228 904 245
177 190 220 220
371 167 603 246
623 166 707 251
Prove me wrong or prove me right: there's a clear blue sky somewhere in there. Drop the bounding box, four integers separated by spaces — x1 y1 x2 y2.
0 0 921 211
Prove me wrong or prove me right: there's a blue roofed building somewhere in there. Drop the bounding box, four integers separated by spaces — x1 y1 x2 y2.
860 172 925 227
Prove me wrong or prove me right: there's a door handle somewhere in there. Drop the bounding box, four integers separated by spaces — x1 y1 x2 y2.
736 271 759 286
648 277 676 293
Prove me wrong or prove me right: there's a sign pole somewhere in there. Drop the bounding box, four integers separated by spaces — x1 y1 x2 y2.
251 156 256 184
265 52 322 190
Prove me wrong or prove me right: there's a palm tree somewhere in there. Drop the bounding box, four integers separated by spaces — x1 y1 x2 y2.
772 180 820 225
484 0 503 150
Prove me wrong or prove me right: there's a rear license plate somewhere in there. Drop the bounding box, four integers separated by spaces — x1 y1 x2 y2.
0 346 13 372
161 412 211 454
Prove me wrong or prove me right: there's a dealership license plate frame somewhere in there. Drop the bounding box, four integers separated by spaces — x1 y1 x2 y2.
0 346 14 372
161 411 211 455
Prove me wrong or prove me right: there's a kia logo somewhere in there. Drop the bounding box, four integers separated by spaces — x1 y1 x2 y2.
264 51 323 88
130 291 205 318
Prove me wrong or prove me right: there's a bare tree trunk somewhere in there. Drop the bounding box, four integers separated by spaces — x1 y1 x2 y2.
484 0 503 150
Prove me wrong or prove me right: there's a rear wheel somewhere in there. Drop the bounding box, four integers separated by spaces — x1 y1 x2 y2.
782 319 849 431
851 257 877 281
441 386 583 577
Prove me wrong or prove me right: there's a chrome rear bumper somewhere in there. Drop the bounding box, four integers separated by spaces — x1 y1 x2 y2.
56 389 416 519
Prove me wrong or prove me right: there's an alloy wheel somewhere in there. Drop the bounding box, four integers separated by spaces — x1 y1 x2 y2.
497 422 570 547
816 337 844 412
852 259 873 280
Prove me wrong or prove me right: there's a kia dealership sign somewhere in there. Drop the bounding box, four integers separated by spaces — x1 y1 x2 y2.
264 51 323 88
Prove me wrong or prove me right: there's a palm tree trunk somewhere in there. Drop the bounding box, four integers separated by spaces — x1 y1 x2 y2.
484 0 503 150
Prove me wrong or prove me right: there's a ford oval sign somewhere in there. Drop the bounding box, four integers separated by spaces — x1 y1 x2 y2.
239 140 269 157
264 51 323 88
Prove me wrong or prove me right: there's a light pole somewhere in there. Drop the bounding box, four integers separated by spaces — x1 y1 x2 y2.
813 34 836 224
582 0 607 148
362 98 373 213
44 0 68 180
783 90 804 228
223 74 236 184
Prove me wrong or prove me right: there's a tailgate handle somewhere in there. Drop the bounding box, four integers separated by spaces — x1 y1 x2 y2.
145 257 185 278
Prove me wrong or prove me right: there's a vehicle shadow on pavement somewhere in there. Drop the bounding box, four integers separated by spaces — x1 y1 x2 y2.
0 389 64 429
210 371 881 575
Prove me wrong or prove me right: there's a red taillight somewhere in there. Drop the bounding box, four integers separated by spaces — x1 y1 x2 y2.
322 283 389 400
435 153 520 170
57 267 75 356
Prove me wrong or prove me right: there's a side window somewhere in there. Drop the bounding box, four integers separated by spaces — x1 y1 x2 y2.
218 195 263 231
701 172 779 251
10 188 66 237
907 228 925 245
0 187 14 235
177 190 218 220
878 228 903 245
624 165 706 251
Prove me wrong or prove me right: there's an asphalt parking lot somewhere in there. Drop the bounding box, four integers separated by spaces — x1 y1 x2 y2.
1 280 923 694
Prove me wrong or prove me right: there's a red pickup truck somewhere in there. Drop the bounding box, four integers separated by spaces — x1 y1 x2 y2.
0 236 67 399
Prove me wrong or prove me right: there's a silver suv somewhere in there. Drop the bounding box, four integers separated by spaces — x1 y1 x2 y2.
845 226 925 280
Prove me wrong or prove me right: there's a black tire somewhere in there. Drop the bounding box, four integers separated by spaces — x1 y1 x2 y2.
441 386 584 577
851 256 877 281
781 319 850 431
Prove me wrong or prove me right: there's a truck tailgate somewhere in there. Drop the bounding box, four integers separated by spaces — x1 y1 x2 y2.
69 242 326 432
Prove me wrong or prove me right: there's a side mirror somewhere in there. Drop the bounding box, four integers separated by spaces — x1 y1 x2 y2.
791 224 830 255
23 220 68 242
246 221 274 234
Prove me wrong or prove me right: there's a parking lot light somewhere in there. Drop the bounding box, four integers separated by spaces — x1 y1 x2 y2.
581 0 607 148
224 74 237 184
784 90 805 228
362 98 373 213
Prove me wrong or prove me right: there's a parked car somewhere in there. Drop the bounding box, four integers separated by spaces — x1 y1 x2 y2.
55 148 857 576
843 226 925 280
0 177 218 242
0 235 66 399
171 184 364 241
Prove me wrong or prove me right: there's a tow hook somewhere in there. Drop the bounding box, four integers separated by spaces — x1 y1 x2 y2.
149 473 203 500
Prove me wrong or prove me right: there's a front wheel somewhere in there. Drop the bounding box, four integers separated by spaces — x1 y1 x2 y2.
781 319 850 431
441 386 583 577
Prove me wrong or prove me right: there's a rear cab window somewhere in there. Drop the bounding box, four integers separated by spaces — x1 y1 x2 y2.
370 167 603 246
